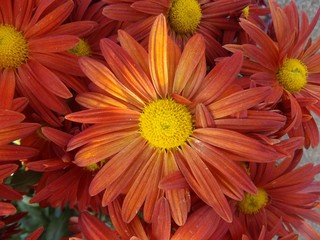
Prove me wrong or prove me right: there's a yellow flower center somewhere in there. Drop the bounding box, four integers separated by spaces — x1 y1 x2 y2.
0 25 28 69
139 98 193 150
242 6 250 18
68 39 91 56
238 188 268 215
277 58 308 93
168 0 202 35
86 161 105 171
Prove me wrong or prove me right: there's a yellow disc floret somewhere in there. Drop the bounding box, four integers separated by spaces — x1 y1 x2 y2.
277 58 308 93
242 6 250 18
139 98 193 150
168 0 202 35
68 39 91 56
0 25 28 69
238 188 268 215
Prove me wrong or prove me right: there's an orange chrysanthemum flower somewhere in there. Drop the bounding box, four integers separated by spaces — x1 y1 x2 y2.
66 14 285 224
231 146 320 239
225 0 320 148
102 0 251 65
0 0 96 126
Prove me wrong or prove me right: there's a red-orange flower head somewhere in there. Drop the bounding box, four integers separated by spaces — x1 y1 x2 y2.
66 14 285 226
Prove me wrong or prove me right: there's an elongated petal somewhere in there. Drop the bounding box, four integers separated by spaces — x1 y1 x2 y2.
193 128 284 162
0 202 16 216
26 159 70 172
79 212 120 240
78 57 144 107
0 145 39 160
189 140 256 194
151 197 171 240
173 34 205 94
0 69 15 109
25 0 74 38
171 205 221 240
175 145 232 222
193 52 243 104
41 127 72 148
239 18 279 63
89 137 146 196
149 14 168 97
28 35 79 52
0 164 18 179
0 110 24 128
0 123 40 145
65 107 140 124
76 92 128 109
122 152 158 223
74 131 139 167
100 38 157 102
208 87 271 119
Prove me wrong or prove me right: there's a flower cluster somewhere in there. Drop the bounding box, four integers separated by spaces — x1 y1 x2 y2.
0 0 319 239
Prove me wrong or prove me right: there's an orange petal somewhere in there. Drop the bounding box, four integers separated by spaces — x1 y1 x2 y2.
100 38 157 102
208 87 271 119
121 152 158 223
0 202 16 216
41 127 72 148
163 151 190 226
0 69 15 109
76 92 128 109
148 14 169 97
175 145 232 222
65 107 140 124
67 122 138 151
89 137 146 196
0 145 39 160
0 123 40 145
0 109 25 128
171 205 222 240
74 131 139 167
28 35 79 52
78 57 144 108
194 52 244 104
151 197 171 240
173 34 205 94
193 128 285 162
79 212 120 240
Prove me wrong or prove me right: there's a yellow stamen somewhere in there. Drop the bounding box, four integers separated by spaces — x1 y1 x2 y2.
242 6 250 18
168 0 202 35
0 25 28 69
68 39 91 56
86 161 105 171
139 98 193 150
277 58 308 93
238 188 268 215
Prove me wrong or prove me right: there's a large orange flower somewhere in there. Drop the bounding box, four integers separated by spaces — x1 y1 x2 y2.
0 0 96 126
66 15 285 225
225 0 320 148
102 0 250 65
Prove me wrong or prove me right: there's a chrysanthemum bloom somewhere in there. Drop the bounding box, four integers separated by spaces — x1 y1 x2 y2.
224 0 320 148
66 14 286 225
102 0 251 65
24 126 103 212
231 147 320 240
0 0 97 126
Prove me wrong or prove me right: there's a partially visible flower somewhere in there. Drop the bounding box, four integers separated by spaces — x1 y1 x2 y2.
0 212 27 240
224 0 320 148
66 14 285 225
0 0 96 126
103 0 251 65
25 126 103 212
231 144 320 239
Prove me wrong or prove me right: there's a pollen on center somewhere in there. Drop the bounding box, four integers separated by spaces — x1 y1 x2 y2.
139 98 193 150
168 0 202 35
238 188 268 215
